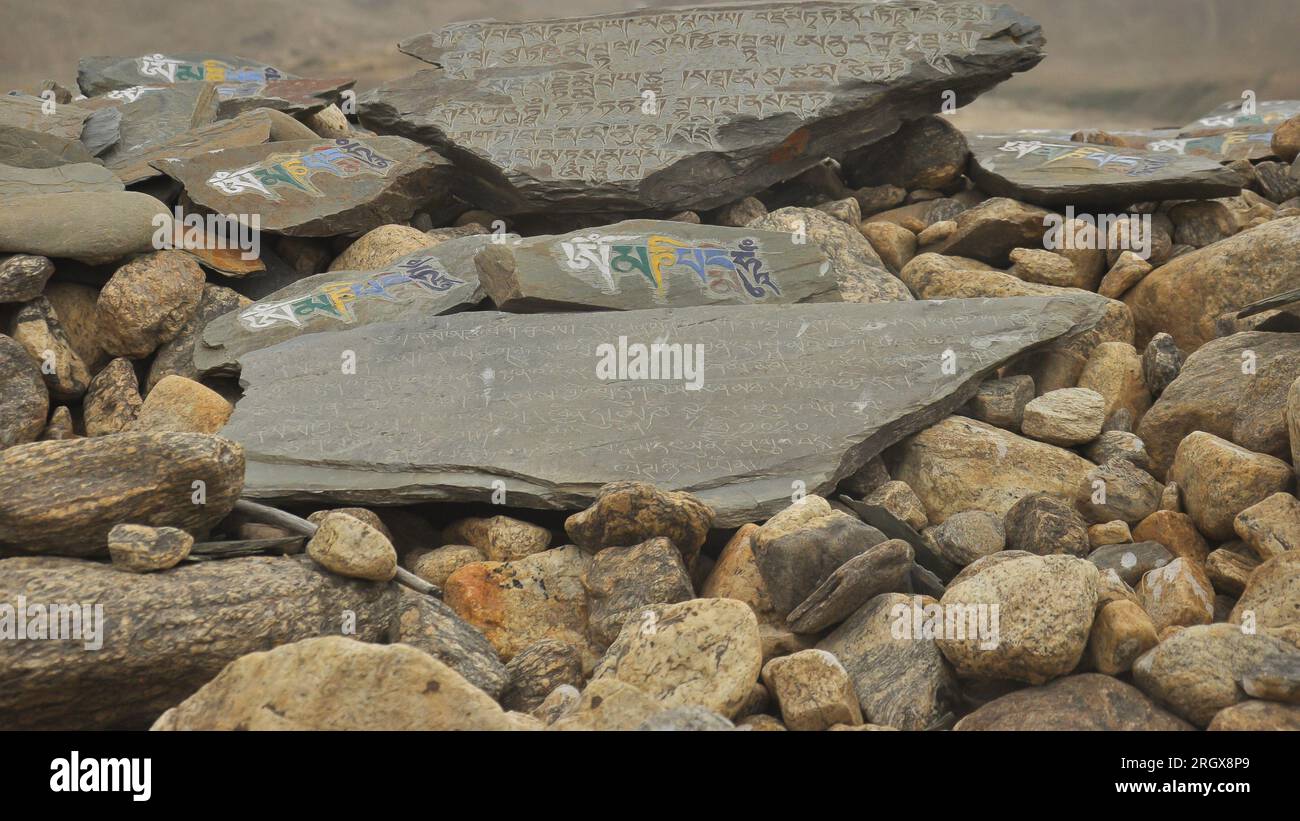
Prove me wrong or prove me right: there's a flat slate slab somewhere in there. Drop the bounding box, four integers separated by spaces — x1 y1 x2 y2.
214 78 355 118
195 238 490 374
224 295 1108 527
360 1 1044 213
476 219 838 311
0 162 124 197
967 134 1245 207
152 136 455 236
78 54 294 96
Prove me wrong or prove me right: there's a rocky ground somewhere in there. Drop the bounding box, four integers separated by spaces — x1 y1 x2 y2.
1 2 1300 731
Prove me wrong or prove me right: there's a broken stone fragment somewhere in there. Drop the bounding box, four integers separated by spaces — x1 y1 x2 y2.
107 523 193 572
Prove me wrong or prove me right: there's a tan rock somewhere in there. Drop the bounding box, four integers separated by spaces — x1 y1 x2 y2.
1124 217 1300 351
1206 548 1259 597
761 649 862 731
937 552 1099 684
328 224 433 272
1131 510 1210 565
305 507 391 540
915 219 956 245
590 598 761 719
1088 521 1131 548
8 296 90 401
0 332 47 448
444 546 596 670
127 375 232 434
1230 551 1300 647
1272 114 1300 163
42 282 107 373
1169 431 1293 541
1021 388 1106 446
107 523 192 572
565 481 713 568
859 221 916 274
963 374 1034 430
304 104 351 139
305 510 398 582
1076 342 1151 426
549 679 664 731
864 480 928 531
82 357 141 436
406 544 485 587
442 515 551 561
893 416 1096 524
1097 250 1153 299
1209 700 1300 730
699 523 775 621
1086 599 1158 674
153 636 517 730
1008 247 1083 289
96 250 205 358
1233 492 1300 561
1136 558 1215 633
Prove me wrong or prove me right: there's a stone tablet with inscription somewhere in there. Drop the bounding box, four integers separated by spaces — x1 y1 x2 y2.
214 78 355 119
77 54 294 97
224 295 1108 527
476 219 842 311
967 135 1245 207
195 238 491 374
151 137 455 236
360 2 1045 213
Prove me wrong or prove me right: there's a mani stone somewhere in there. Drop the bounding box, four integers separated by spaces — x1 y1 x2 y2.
195 239 489 375
475 220 843 311
965 135 1244 208
212 77 354 119
225 296 1108 528
96 82 220 182
77 54 294 97
0 162 124 197
359 2 1045 213
151 136 454 236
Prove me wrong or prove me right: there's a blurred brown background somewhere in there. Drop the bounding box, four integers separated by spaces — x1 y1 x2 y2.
2 0 1297 131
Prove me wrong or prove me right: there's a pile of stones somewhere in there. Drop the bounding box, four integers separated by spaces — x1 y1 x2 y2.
1 1 1299 731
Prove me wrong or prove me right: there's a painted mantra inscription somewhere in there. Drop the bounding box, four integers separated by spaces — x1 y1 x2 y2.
239 256 465 331
137 54 282 84
1148 131 1274 158
206 139 395 201
998 140 1175 178
560 234 780 298
407 2 998 180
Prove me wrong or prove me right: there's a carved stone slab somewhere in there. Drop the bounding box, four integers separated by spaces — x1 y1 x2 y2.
78 53 295 97
476 219 836 311
967 134 1245 207
223 295 1108 527
196 238 491 374
151 136 455 236
360 2 1045 213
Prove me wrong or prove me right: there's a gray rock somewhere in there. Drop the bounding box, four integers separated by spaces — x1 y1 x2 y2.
962 374 1034 430
637 706 735 731
151 136 454 236
786 538 914 633
746 207 912 304
0 333 48 449
582 537 695 647
1087 540 1173 587
0 255 53 304
196 240 488 375
753 511 887 617
816 592 960 730
359 3 1044 213
925 510 1006 567
843 115 970 192
967 134 1244 207
1085 430 1149 470
386 589 509 700
501 639 584 713
0 192 170 265
96 82 220 183
1082 458 1163 525
225 296 1108 528
476 219 846 311
0 162 124 197
1141 332 1184 398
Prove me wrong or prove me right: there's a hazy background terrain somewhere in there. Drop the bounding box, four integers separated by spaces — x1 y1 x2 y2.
2 0 1297 131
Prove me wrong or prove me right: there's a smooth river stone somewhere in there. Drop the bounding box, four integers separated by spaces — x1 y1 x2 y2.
476 219 837 311
359 2 1045 213
195 238 490 374
966 135 1244 208
151 136 454 236
77 53 294 97
224 295 1107 527
0 162 124 197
